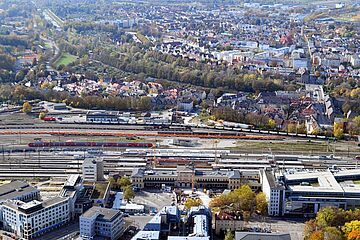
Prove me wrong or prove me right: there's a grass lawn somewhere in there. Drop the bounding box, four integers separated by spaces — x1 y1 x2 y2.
91 182 109 199
54 52 78 67
44 42 52 49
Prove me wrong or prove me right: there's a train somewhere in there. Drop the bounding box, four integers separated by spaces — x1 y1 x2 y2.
28 141 154 148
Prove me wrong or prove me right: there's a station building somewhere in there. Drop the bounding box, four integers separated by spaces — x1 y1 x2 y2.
131 166 261 191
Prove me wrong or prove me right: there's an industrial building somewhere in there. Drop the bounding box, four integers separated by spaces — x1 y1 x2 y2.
80 206 125 240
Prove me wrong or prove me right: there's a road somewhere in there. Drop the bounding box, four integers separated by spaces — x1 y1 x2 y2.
36 221 79 240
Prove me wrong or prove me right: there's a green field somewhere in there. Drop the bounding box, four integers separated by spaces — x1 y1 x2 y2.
54 53 78 67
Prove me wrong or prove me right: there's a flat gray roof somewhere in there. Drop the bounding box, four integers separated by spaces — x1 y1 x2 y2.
0 181 38 201
82 206 122 222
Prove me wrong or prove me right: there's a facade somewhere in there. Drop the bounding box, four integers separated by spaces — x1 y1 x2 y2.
282 169 360 217
86 111 119 123
261 170 285 216
134 205 210 240
82 158 105 182
132 206 180 240
262 169 360 217
177 98 194 112
80 206 125 240
2 197 70 239
214 211 243 235
132 166 261 191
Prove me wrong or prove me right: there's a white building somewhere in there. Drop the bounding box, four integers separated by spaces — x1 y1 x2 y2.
80 206 125 240
261 170 285 216
82 159 104 182
2 197 70 239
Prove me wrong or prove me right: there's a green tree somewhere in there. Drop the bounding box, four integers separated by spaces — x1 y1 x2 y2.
233 185 256 213
324 227 344 240
255 192 268 216
117 176 131 190
123 186 135 202
22 101 32 114
15 70 25 81
224 229 234 240
316 207 346 229
184 198 202 210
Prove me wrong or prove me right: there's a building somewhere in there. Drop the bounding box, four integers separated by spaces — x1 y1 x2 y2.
214 211 243 235
0 181 40 204
52 103 67 111
134 205 210 240
282 169 360 217
262 169 360 217
177 98 194 112
59 174 86 219
86 111 119 123
80 206 125 240
235 232 291 240
168 206 211 240
132 206 180 240
2 197 70 239
82 158 105 182
261 170 285 216
131 166 261 191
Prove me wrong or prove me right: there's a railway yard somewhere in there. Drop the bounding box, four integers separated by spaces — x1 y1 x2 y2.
0 112 358 181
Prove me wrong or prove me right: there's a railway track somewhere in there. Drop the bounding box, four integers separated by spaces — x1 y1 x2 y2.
0 130 284 140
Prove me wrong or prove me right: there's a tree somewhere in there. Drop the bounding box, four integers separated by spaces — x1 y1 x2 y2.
343 220 360 239
108 176 116 188
184 198 202 210
334 122 345 139
304 219 318 240
38 112 46 119
324 227 343 240
349 116 360 135
224 229 234 240
287 123 297 133
117 176 132 190
15 70 25 81
316 207 346 229
309 230 324 240
255 192 268 216
22 101 32 114
123 186 135 202
267 119 276 129
347 230 360 240
233 185 256 213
